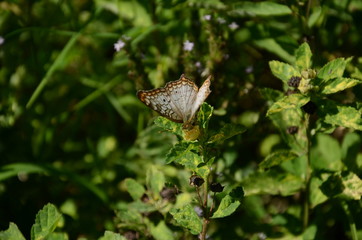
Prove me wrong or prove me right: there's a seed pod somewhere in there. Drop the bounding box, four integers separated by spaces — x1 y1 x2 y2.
189 175 204 187
210 182 224 193
160 186 179 202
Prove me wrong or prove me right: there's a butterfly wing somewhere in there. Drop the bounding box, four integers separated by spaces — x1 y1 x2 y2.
166 74 198 123
189 75 212 120
137 88 183 123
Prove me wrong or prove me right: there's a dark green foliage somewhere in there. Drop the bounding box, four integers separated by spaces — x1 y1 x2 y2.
1 0 362 240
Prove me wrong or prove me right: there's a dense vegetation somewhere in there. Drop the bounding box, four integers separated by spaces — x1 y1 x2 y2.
1 0 362 239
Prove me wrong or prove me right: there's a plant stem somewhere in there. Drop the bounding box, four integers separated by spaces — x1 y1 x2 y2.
342 201 358 240
303 115 311 230
200 176 209 240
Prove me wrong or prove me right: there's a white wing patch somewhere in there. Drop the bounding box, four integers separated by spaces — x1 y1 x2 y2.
137 74 212 126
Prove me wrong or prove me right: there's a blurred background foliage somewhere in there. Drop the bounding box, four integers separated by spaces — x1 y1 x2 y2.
1 0 362 239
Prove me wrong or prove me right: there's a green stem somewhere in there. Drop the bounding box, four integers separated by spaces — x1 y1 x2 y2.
342 201 358 240
200 175 209 240
303 115 311 230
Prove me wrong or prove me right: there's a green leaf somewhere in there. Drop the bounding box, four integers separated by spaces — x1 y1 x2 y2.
125 178 146 201
117 1 152 27
307 6 323 28
31 203 63 240
0 163 47 181
99 231 126 240
45 232 69 240
320 172 362 200
170 204 202 235
259 88 284 102
230 2 292 17
295 42 312 70
259 150 299 169
269 61 300 83
303 225 318 240
0 223 26 240
198 103 213 129
268 108 308 153
146 166 165 198
317 57 352 82
154 117 183 137
311 134 343 172
266 94 310 116
150 221 175 240
208 124 246 144
319 100 362 130
26 32 81 109
255 39 295 63
309 175 329 208
341 133 362 174
229 186 245 199
115 202 144 223
211 195 241 219
320 77 362 94
166 142 209 178
242 171 304 196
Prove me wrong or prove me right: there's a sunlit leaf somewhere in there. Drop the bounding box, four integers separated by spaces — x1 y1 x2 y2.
0 223 26 240
255 39 295 63
211 195 240 219
320 172 362 200
115 203 143 223
31 203 62 240
269 61 300 83
311 134 343 172
259 150 299 169
295 42 312 70
99 231 126 240
154 117 183 137
259 88 284 102
146 166 165 199
165 142 209 178
150 221 174 240
230 2 292 17
242 171 304 196
198 103 213 129
320 77 362 94
317 57 352 82
208 124 246 144
47 232 69 240
170 204 202 235
319 100 362 130
309 175 329 208
266 94 310 116
125 178 146 201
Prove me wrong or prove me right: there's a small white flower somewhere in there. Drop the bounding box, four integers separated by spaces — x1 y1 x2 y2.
228 22 239 30
183 40 194 52
0 36 4 45
203 15 211 21
217 17 226 24
114 39 125 52
195 61 202 68
245 65 254 74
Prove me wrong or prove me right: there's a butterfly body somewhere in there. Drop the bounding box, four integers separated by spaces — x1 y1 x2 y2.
137 74 211 128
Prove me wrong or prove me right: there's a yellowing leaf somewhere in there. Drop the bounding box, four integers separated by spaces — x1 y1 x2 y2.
269 61 300 83
295 42 312 70
321 77 362 94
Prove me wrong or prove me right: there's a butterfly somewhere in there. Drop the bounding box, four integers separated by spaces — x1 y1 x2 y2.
137 74 211 129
